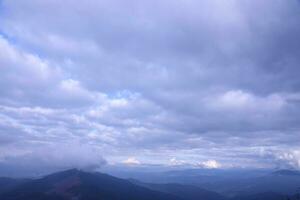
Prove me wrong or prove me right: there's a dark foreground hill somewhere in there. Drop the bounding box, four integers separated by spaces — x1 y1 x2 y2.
0 169 183 200
0 177 29 194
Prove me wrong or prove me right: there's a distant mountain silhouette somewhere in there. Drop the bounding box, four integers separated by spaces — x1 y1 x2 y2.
271 170 300 176
130 179 227 200
0 169 183 200
239 170 300 195
206 169 300 197
145 169 300 197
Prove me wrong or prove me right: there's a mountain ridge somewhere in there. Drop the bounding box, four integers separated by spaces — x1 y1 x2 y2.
1 168 300 200
0 168 183 200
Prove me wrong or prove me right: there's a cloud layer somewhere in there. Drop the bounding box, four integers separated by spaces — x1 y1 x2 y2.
1 0 300 174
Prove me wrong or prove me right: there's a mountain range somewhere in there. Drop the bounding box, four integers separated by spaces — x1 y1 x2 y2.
0 169 300 200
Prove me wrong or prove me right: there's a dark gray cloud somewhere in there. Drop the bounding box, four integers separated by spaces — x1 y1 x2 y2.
0 0 300 174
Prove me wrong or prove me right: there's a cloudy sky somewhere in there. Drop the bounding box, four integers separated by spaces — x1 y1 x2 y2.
1 0 300 175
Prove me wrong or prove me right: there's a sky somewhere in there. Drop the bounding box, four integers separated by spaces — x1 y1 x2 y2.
1 0 300 175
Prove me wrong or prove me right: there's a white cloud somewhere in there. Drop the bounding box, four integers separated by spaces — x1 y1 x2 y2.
169 157 186 166
199 160 221 169
122 157 141 165
0 36 61 84
276 150 300 169
59 79 95 100
208 90 286 112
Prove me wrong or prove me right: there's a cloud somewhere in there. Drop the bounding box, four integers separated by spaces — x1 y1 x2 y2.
122 157 141 165
199 160 221 169
0 0 300 172
276 151 300 169
265 150 300 169
0 141 107 176
208 90 286 112
169 157 186 166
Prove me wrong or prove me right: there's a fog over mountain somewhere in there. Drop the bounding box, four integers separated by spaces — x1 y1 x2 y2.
1 0 300 180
